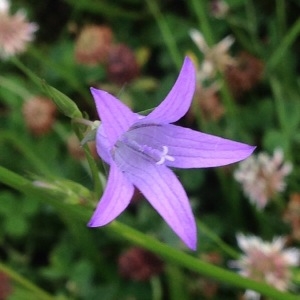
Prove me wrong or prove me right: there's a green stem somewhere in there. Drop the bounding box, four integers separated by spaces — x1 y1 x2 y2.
219 77 238 125
146 0 182 70
0 75 32 99
0 263 56 300
165 264 188 300
197 219 240 259
269 77 290 155
107 222 299 300
28 47 91 105
267 18 300 70
276 0 286 38
0 166 299 300
190 0 214 45
72 122 103 198
151 276 163 300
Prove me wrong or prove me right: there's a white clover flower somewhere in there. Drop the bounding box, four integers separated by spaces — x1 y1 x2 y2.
189 29 235 80
0 0 38 59
234 148 292 209
231 234 300 299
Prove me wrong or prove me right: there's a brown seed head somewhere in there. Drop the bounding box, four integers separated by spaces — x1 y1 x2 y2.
225 52 264 98
74 25 114 65
118 247 163 281
106 44 139 85
22 96 57 136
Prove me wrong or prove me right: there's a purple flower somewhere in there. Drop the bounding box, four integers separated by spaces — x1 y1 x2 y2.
89 57 255 250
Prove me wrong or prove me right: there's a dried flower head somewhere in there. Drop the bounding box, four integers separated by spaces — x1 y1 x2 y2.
231 234 299 298
284 193 300 242
234 149 292 209
22 96 57 136
106 43 139 85
0 272 12 299
118 247 163 281
74 25 114 65
0 0 38 59
189 29 235 80
225 52 264 98
194 83 225 121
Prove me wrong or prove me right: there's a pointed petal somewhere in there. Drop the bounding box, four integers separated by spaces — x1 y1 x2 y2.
141 57 196 124
91 87 138 146
88 162 134 227
189 29 209 53
127 124 256 168
217 35 235 53
114 146 197 250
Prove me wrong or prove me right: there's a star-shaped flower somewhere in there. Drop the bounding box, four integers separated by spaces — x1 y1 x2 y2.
88 57 255 250
189 29 235 80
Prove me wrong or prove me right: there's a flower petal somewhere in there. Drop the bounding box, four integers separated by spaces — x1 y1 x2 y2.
189 29 209 53
91 87 138 146
141 57 196 124
95 125 112 164
127 124 256 168
88 162 134 227
114 145 197 250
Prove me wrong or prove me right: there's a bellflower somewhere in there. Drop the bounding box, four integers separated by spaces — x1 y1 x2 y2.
88 57 255 250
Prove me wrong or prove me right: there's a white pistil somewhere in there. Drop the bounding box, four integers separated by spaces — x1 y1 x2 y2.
156 146 175 165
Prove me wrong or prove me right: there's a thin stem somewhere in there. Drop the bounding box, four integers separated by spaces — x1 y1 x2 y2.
27 46 92 105
267 18 300 70
269 77 291 156
165 265 187 300
190 0 214 45
197 219 240 259
0 166 299 300
146 0 182 70
219 77 238 125
276 0 286 38
0 263 56 300
72 121 103 198
107 221 299 300
151 276 162 300
0 75 32 99
72 117 98 127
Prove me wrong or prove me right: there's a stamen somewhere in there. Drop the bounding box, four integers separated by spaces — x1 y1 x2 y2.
117 135 175 166
156 146 175 165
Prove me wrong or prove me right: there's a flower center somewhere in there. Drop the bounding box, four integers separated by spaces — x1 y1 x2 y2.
116 136 174 166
